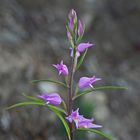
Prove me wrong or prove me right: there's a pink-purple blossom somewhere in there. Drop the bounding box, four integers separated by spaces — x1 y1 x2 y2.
38 93 62 106
77 43 94 53
70 43 94 58
66 108 102 129
53 60 69 76
78 76 101 89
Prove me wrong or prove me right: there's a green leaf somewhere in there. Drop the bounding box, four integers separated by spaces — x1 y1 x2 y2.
6 101 46 110
22 93 43 103
6 99 68 137
77 49 88 70
31 79 68 88
50 107 71 140
48 104 67 115
77 128 113 140
74 86 127 100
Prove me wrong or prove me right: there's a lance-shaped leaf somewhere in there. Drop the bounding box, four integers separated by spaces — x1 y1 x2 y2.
77 49 88 70
77 128 113 140
6 101 46 110
73 86 127 100
7 101 69 139
22 93 43 103
48 104 66 115
50 107 71 140
31 79 68 88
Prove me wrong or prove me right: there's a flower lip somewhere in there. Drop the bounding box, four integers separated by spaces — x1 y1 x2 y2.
38 93 62 106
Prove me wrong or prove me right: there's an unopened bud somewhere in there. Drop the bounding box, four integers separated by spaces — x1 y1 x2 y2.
68 9 77 23
78 20 84 37
68 9 77 31
67 30 72 40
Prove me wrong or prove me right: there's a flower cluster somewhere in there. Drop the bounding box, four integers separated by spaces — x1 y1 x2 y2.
66 108 102 129
38 9 101 130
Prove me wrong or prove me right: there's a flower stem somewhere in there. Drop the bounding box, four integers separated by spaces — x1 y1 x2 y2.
68 52 77 140
68 58 74 140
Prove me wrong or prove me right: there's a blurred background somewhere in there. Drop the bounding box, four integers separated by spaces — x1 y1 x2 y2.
0 0 140 140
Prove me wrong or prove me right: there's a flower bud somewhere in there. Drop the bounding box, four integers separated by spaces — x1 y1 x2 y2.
68 9 77 23
67 30 72 40
68 9 77 31
78 20 84 37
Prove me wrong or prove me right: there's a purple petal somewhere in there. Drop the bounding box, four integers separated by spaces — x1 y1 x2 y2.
77 43 94 52
61 65 69 75
52 64 58 69
65 116 73 123
66 108 81 123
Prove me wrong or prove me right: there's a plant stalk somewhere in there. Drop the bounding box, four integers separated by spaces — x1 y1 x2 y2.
68 50 77 140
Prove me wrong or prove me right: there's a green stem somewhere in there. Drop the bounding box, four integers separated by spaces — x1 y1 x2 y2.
68 50 78 140
68 58 74 140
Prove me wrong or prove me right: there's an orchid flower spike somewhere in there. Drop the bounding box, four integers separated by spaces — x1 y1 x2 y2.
78 76 101 89
38 93 62 106
53 60 69 76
